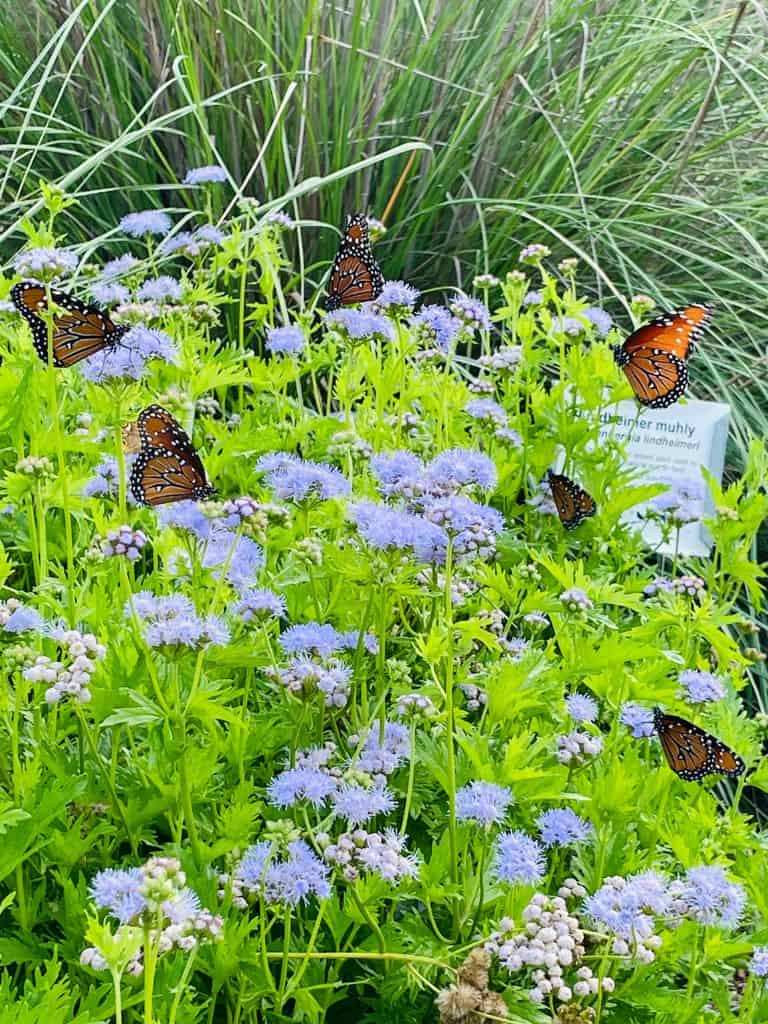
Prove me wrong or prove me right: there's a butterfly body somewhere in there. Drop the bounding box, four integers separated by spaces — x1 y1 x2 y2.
653 707 745 781
129 405 215 506
546 470 596 530
326 214 383 311
11 281 129 367
612 304 712 408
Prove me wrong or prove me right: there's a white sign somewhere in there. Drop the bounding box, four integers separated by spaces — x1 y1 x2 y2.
597 399 730 556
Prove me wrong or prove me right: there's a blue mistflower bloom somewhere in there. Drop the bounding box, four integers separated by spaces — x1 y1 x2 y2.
679 866 745 928
583 306 613 337
268 766 338 808
91 282 130 305
236 588 286 622
266 325 305 355
356 722 411 776
326 308 395 342
279 622 342 658
565 693 598 723
183 165 228 185
332 781 396 825
256 453 350 502
423 494 504 558
409 304 461 351
751 946 768 979
349 501 447 563
137 276 183 302
83 455 123 499
679 669 725 704
374 280 420 310
494 830 545 885
585 871 670 941
428 449 497 492
158 500 211 541
268 841 331 905
202 528 264 591
90 867 146 924
450 294 492 330
620 702 655 738
13 247 78 280
80 325 177 384
370 450 425 498
455 781 513 827
4 605 44 634
101 254 139 279
536 808 594 847
195 224 227 245
465 398 508 426
127 591 230 648
119 210 172 238
523 290 543 305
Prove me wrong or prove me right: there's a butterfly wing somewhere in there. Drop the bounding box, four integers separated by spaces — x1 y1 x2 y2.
615 346 689 408
653 708 745 781
547 471 596 530
130 405 214 506
326 214 384 311
620 305 712 361
11 281 128 367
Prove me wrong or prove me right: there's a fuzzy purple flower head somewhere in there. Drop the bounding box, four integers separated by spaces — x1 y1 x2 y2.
256 453 350 502
137 276 182 302
536 808 593 847
620 702 655 739
79 325 177 383
326 309 395 342
409 305 461 351
183 165 228 185
373 280 420 310
566 693 598 723
450 294 492 330
92 282 130 305
679 669 725 704
14 247 78 280
266 325 305 355
456 781 513 828
119 210 172 238
494 831 546 886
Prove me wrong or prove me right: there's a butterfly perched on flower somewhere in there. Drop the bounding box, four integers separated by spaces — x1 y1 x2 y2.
546 470 596 530
325 214 384 311
612 304 712 408
653 707 745 781
127 405 215 506
11 281 130 368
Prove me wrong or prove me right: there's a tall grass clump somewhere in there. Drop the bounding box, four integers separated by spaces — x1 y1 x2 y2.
1 1 768 445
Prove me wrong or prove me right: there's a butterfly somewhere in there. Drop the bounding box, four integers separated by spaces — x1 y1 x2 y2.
653 707 745 782
325 214 384 311
128 405 215 507
11 281 129 368
612 304 712 409
546 470 596 530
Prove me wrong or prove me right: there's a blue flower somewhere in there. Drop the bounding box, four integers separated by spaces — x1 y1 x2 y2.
80 325 177 383
643 577 675 597
552 316 584 336
585 872 669 941
83 455 136 500
195 224 227 245
751 946 768 978
523 290 543 305
267 840 331 905
536 808 594 847
90 867 146 924
349 501 447 563
163 887 201 926
409 305 461 351
519 244 550 264
13 247 78 279
566 693 598 723
203 528 265 591
370 450 425 498
374 280 420 310
4 605 44 634
584 306 613 337
465 398 507 426
356 722 411 776
127 591 230 648
494 831 545 885
620 703 655 738
338 630 379 655
137 276 182 302
279 622 342 657
160 232 199 257
183 165 228 185
423 494 504 558
455 781 513 827
256 453 350 502
158 500 211 541
266 325 305 355
268 766 338 807
101 254 138 279
450 295 492 330
679 669 725 704
678 866 745 928
119 210 172 237
559 587 592 611
235 842 270 888
332 781 396 825
326 309 395 342
264 210 295 229
236 588 286 622
427 449 497 491
91 282 130 305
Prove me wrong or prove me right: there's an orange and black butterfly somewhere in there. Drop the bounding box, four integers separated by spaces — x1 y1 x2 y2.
128 405 215 507
325 214 384 311
653 707 745 782
11 281 129 368
546 470 596 530
612 304 712 409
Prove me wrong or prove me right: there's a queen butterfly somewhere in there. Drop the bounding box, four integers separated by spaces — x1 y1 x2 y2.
325 214 384 311
128 405 215 506
612 305 712 409
653 707 745 782
11 281 129 368
546 470 596 530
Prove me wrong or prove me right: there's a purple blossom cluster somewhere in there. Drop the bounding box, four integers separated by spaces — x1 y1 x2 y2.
494 830 546 886
370 447 497 498
326 308 395 342
256 453 350 502
408 304 462 351
679 668 726 704
127 592 230 648
266 656 352 707
227 840 331 906
100 525 147 561
119 210 171 237
321 828 418 883
354 721 411 777
14 247 78 279
266 325 305 355
80 325 177 383
24 629 106 704
455 781 513 828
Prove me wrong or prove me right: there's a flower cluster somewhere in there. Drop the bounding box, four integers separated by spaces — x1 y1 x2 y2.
585 872 669 962
126 592 230 648
320 828 418 883
80 325 176 384
266 656 352 707
256 453 350 502
223 839 331 907
24 628 106 704
679 668 726 704
99 525 148 562
0 599 43 634
556 729 603 764
455 781 513 828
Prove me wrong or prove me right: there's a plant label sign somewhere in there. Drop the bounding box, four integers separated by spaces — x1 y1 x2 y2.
597 398 731 557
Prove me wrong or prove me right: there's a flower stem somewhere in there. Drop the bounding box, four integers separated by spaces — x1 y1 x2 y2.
443 542 459 928
168 948 197 1024
110 967 124 1024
